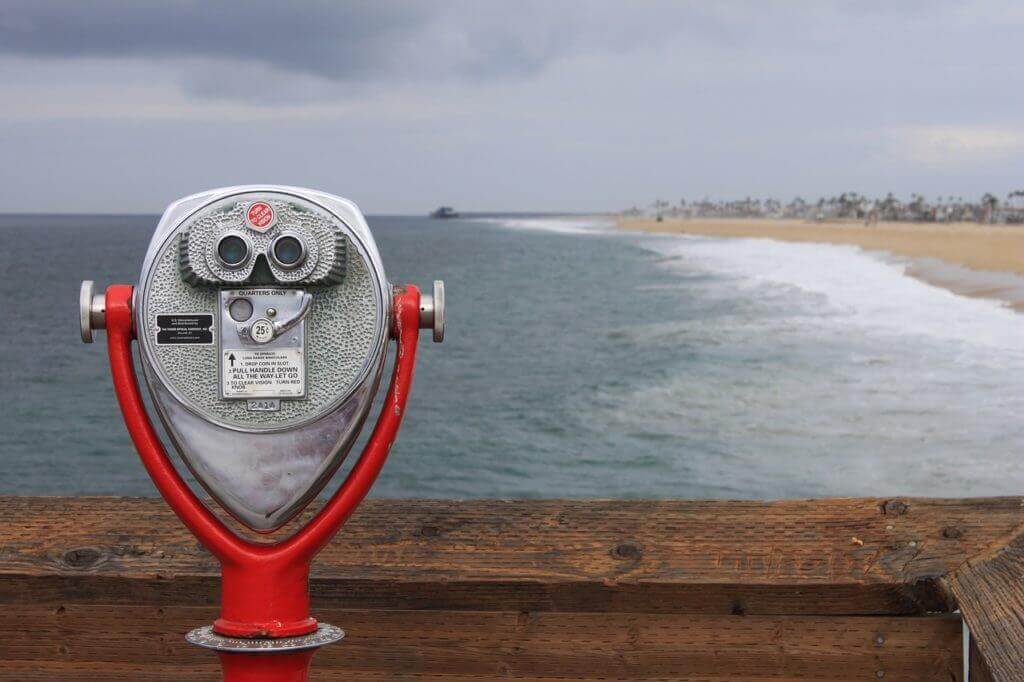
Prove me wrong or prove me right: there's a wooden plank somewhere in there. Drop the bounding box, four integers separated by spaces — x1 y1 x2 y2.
969 636 996 682
942 530 1024 682
3 497 1022 615
0 605 963 681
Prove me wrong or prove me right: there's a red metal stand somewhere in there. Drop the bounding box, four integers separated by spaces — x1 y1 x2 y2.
103 284 421 680
217 651 317 681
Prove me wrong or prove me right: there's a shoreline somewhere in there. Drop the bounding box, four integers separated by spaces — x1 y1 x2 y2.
618 217 1024 311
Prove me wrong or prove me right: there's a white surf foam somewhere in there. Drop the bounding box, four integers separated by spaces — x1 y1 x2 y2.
474 216 615 235
637 234 1024 355
905 258 1024 312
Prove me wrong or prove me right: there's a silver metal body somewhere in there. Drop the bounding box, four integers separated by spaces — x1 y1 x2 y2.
135 186 390 531
79 185 445 531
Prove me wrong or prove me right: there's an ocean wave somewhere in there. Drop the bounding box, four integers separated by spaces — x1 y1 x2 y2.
473 216 615 235
633 234 1024 354
581 232 1024 497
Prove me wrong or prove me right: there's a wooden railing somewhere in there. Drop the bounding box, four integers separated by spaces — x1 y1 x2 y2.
1 497 1021 680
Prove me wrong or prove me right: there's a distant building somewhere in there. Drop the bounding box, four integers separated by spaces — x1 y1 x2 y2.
626 192 1024 225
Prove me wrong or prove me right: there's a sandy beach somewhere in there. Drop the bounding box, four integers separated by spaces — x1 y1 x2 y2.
619 217 1024 310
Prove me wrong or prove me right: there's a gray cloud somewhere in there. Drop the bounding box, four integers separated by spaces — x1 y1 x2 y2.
0 1 682 87
0 2 432 79
0 1 861 94
0 1 1022 213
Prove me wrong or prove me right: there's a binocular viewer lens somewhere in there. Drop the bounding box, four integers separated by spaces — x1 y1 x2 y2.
216 234 251 268
270 234 306 269
216 232 308 271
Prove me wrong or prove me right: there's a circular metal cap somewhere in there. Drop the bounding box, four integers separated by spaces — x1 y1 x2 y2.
79 280 94 343
79 280 106 343
418 280 445 343
432 280 445 343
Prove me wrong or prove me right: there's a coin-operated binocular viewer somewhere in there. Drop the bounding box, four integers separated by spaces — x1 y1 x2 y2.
80 186 444 680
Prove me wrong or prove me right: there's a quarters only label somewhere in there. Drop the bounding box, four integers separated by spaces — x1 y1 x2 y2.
156 314 214 345
222 348 305 399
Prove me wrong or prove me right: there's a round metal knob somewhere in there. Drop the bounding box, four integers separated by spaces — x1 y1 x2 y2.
418 280 445 343
79 280 106 343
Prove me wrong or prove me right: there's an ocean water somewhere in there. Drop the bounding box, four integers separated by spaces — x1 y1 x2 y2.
0 213 1021 499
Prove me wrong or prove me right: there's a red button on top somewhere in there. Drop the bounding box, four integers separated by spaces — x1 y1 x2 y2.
246 202 276 231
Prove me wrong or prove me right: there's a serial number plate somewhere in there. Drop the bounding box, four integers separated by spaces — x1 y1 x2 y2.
247 399 281 412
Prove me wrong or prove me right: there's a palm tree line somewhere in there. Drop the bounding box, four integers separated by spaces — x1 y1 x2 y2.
625 191 1024 224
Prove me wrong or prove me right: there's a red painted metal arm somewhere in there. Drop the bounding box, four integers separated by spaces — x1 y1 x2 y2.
106 282 420 648
277 285 421 562
104 284 248 564
105 284 420 567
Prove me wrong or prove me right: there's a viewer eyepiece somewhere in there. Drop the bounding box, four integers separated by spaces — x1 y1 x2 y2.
216 233 251 269
270 233 307 269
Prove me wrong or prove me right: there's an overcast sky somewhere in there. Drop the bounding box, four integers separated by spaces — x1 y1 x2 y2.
1 1 1022 214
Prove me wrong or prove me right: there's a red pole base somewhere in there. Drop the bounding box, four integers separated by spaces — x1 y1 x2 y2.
188 623 343 682
214 616 319 640
214 558 317 638
218 651 316 682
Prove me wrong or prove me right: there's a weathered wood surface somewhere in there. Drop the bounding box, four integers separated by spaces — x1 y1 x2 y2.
969 635 997 682
4 496 1022 614
943 528 1024 682
2 607 963 680
1 496 1023 680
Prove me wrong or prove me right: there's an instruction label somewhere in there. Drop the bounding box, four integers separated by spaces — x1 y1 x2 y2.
222 348 305 399
156 314 214 345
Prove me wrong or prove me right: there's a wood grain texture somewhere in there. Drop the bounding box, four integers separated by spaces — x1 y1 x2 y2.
969 635 996 682
1 496 1021 680
3 496 1022 615
1 605 963 680
943 529 1024 682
